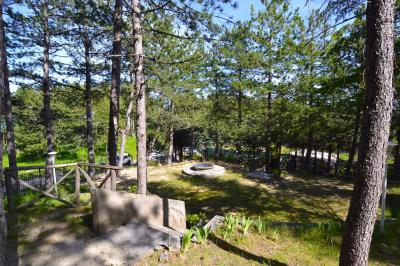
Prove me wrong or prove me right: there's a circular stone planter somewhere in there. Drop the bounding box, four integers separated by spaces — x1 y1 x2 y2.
182 163 225 178
191 163 214 171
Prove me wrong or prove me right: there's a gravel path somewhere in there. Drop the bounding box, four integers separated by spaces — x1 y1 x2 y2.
19 221 180 266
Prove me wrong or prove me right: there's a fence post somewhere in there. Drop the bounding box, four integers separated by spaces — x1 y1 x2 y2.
111 169 117 191
75 165 80 204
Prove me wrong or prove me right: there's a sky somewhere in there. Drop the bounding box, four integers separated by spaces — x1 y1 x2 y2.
223 0 323 22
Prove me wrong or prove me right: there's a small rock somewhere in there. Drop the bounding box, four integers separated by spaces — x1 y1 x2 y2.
158 251 169 263
154 245 164 251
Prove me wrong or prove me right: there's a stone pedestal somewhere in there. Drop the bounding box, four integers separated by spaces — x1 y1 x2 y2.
90 188 186 235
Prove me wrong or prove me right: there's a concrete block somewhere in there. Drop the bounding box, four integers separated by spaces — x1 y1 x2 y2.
90 188 186 235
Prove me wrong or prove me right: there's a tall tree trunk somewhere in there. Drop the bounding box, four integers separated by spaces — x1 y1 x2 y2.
84 37 95 177
166 124 173 165
265 70 273 172
147 125 159 157
340 1 395 264
345 108 361 176
107 0 122 169
0 0 18 192
132 0 147 195
189 128 194 160
327 144 332 175
43 1 55 188
215 132 220 160
179 148 183 163
393 128 400 179
276 142 282 169
0 1 7 262
236 88 242 162
305 131 313 171
166 102 174 165
313 146 317 172
106 0 122 191
0 132 5 266
335 147 340 177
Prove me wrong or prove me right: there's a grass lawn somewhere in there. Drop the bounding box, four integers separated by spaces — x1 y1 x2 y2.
7 162 400 265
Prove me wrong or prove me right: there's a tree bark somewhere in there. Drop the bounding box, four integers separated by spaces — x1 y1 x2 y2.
43 1 56 188
0 1 7 263
305 132 313 171
313 146 317 172
148 125 159 157
236 88 242 162
215 132 220 160
335 147 340 177
0 150 5 266
0 186 5 266
84 37 95 177
107 0 122 168
132 0 147 195
105 0 122 190
265 71 273 172
327 144 332 175
166 102 174 165
345 108 361 176
339 1 395 264
0 0 19 192
276 142 282 169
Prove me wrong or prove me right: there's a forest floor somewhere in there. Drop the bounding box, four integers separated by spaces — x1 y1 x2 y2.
8 161 400 266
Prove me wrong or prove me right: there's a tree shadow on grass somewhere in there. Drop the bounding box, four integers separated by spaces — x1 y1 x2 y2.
385 187 400 219
208 234 288 266
148 171 347 223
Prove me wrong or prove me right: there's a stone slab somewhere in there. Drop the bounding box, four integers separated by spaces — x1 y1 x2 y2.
90 188 186 235
246 172 273 181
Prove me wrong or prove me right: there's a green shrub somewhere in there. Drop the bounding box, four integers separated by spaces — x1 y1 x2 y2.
186 212 207 228
129 185 137 193
271 168 282 178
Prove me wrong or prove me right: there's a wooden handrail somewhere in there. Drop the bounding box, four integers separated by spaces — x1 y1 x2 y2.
5 163 78 171
78 163 122 170
5 162 122 172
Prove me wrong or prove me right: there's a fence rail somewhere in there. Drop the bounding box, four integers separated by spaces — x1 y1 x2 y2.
4 163 122 211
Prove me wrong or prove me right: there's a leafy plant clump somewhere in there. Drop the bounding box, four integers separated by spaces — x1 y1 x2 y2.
181 229 193 253
186 212 207 228
195 226 211 244
241 215 253 235
255 216 267 234
222 213 237 239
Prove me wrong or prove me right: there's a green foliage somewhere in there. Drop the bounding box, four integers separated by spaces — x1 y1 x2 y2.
194 226 210 244
255 216 267 234
129 185 138 193
221 214 239 239
186 212 207 228
241 215 253 235
181 229 193 253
